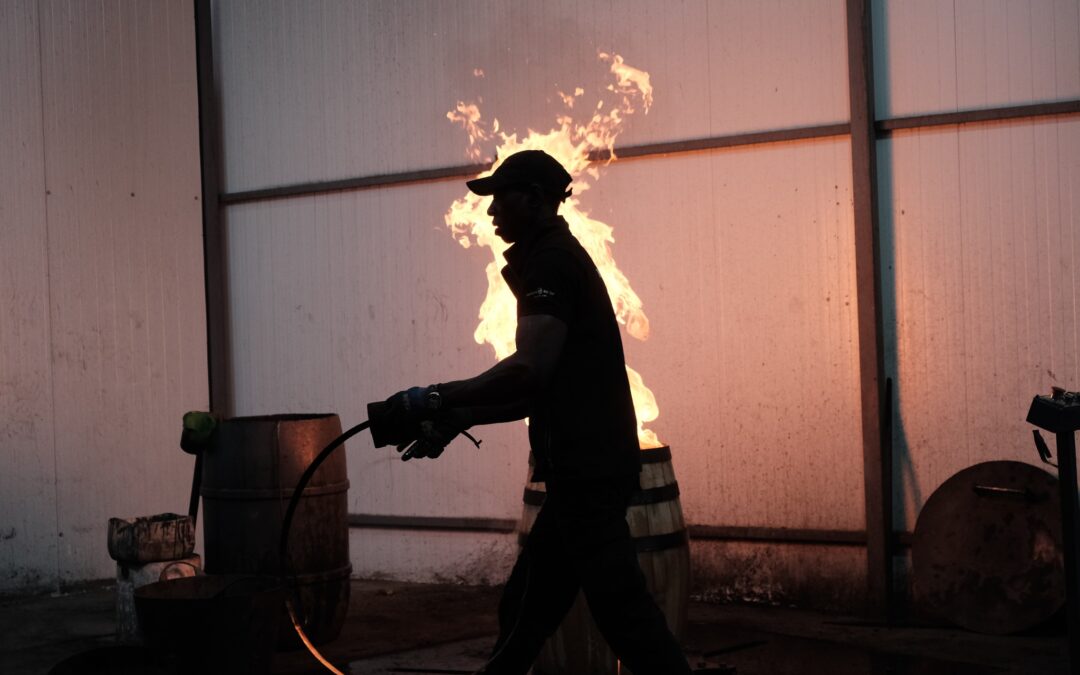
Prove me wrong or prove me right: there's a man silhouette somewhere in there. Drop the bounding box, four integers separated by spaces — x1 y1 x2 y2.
380 150 691 675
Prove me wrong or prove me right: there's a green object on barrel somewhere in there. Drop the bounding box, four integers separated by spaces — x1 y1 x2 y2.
180 411 218 455
181 411 219 525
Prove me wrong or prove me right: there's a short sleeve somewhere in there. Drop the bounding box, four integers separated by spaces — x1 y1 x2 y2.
517 249 583 323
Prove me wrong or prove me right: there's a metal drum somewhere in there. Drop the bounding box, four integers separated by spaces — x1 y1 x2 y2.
912 460 1065 634
518 446 690 675
201 413 351 648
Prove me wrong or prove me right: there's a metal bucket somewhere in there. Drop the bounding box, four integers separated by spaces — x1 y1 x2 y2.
115 554 201 644
201 413 351 648
518 446 690 675
134 574 284 674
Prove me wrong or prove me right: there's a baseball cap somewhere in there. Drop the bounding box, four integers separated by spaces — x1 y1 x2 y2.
466 150 573 201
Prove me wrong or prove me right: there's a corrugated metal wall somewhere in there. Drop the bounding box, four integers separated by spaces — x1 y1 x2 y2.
214 0 849 191
0 0 55 593
0 0 207 593
3 0 1076 606
213 0 866 602
873 0 1080 532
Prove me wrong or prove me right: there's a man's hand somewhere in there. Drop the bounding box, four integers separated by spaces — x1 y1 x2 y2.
397 409 472 461
368 385 441 448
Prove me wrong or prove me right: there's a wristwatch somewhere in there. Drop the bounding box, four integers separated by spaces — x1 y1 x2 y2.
425 385 442 411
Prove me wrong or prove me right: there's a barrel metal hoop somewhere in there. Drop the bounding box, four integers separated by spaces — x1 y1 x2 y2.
202 480 350 500
522 481 680 507
629 482 680 506
639 446 672 464
633 529 689 552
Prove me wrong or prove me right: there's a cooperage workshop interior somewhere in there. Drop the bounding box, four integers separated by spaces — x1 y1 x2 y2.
1 1 1079 674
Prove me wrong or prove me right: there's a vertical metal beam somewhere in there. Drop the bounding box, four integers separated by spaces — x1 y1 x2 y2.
1053 430 1080 673
845 0 892 619
194 0 231 416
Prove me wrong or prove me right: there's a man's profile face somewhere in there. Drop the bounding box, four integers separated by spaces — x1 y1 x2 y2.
488 186 535 243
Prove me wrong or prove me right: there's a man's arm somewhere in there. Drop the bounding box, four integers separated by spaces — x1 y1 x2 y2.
438 313 567 411
370 314 566 450
454 399 531 427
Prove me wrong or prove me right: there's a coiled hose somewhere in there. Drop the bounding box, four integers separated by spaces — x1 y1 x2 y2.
278 419 370 675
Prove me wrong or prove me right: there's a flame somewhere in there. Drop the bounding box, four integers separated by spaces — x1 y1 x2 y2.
446 102 490 162
599 52 653 113
444 54 661 449
557 87 585 109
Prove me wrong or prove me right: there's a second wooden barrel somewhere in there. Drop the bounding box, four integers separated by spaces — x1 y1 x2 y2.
518 446 689 675
201 413 351 648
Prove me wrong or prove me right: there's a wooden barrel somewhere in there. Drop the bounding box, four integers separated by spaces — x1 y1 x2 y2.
518 446 689 675
201 413 351 648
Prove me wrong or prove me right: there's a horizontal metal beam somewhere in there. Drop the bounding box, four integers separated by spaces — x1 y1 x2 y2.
690 524 865 546
217 98 1080 207
346 513 914 548
219 123 850 206
348 513 518 533
691 525 912 549
877 99 1080 136
588 123 850 162
220 162 490 206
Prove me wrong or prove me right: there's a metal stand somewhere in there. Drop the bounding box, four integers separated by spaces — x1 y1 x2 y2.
1026 391 1080 674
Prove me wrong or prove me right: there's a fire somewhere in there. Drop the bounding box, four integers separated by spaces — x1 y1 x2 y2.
444 53 662 449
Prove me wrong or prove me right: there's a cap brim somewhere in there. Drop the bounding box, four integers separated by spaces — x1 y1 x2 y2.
465 174 506 196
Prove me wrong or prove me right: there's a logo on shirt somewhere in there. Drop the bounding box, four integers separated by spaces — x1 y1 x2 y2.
526 287 556 299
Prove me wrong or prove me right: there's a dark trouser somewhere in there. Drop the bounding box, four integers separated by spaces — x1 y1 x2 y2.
482 477 691 675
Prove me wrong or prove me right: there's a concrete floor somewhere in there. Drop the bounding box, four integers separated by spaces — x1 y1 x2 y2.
0 579 1069 675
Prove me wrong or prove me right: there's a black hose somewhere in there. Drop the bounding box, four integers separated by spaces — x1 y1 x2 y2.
277 419 371 674
276 417 481 672
278 419 370 572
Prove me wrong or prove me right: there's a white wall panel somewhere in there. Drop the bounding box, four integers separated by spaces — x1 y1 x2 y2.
879 117 1080 531
0 0 58 594
350 529 516 585
225 136 863 532
225 184 532 521
592 140 864 531
35 0 207 585
874 0 1080 119
212 0 849 193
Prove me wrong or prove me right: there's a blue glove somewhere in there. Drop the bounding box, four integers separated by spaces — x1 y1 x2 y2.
368 385 442 448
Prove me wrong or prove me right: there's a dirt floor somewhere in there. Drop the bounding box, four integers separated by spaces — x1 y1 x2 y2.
0 579 1070 674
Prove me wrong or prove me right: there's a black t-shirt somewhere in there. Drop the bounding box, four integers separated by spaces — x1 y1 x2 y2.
501 216 641 483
